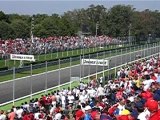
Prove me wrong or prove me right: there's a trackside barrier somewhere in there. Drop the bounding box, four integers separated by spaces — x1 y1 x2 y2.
81 52 160 80
0 51 159 107
0 42 159 76
0 43 160 84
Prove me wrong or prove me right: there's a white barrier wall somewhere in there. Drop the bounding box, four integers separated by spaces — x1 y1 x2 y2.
81 59 109 66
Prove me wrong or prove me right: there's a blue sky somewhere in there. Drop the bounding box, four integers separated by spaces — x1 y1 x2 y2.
0 0 159 15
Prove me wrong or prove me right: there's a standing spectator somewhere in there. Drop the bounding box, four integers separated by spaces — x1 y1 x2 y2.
84 106 92 120
15 106 23 120
75 105 84 120
146 99 160 120
0 110 6 120
8 109 15 120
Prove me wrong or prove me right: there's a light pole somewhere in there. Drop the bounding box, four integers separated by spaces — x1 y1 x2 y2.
30 16 34 61
128 23 131 45
31 17 34 44
148 34 151 43
96 22 99 37
30 16 34 98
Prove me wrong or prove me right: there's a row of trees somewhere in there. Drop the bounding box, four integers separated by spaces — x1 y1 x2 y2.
0 4 160 40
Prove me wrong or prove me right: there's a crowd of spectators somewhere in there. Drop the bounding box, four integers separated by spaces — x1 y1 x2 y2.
0 36 122 56
1 54 160 120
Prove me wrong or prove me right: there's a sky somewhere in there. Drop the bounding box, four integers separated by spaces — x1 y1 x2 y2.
0 0 159 15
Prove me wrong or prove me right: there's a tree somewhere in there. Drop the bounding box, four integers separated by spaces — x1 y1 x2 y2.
0 4 160 39
0 21 15 39
0 11 9 22
106 5 134 37
34 24 47 38
11 19 30 38
39 16 61 36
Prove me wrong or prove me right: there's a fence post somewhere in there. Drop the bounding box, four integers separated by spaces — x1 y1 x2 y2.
88 54 91 83
103 52 105 78
58 59 61 90
56 49 58 58
80 55 82 82
121 49 122 64
30 64 33 99
12 67 15 105
51 49 53 59
70 57 72 90
108 51 111 80
45 61 48 94
130 47 131 62
96 53 98 79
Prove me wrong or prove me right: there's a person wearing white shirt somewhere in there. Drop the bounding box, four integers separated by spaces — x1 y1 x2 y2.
33 101 39 108
50 105 56 116
80 82 85 90
79 92 86 103
23 102 29 112
34 111 41 120
67 93 74 105
15 107 23 119
137 108 150 120
84 92 89 100
87 87 96 98
75 89 80 98
55 93 60 103
54 113 62 120
61 94 66 109
97 84 105 97
0 110 6 120
143 78 154 91
117 70 121 78
117 102 125 115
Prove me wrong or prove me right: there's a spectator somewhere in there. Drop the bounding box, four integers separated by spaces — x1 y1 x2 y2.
8 109 15 120
2 54 160 120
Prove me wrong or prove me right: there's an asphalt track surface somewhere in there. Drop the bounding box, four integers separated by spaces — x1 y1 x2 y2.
0 46 160 104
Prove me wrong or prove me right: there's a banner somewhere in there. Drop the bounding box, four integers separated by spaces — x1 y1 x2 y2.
70 77 80 81
10 54 35 61
81 59 109 66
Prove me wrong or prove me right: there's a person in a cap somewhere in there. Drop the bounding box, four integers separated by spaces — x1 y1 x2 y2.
90 107 101 120
84 106 92 120
145 99 160 120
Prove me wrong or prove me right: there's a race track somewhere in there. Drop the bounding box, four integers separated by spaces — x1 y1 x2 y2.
0 46 159 104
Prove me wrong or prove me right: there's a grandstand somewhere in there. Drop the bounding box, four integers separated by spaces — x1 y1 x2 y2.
1 1 160 120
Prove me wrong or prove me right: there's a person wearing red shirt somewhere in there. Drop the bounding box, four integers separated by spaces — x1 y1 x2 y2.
150 73 157 81
141 90 153 100
22 111 31 120
145 99 160 120
75 105 84 120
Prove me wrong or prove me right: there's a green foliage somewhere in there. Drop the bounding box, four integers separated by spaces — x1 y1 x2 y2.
0 5 160 39
0 11 9 22
11 19 30 38
107 5 133 37
0 21 15 39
